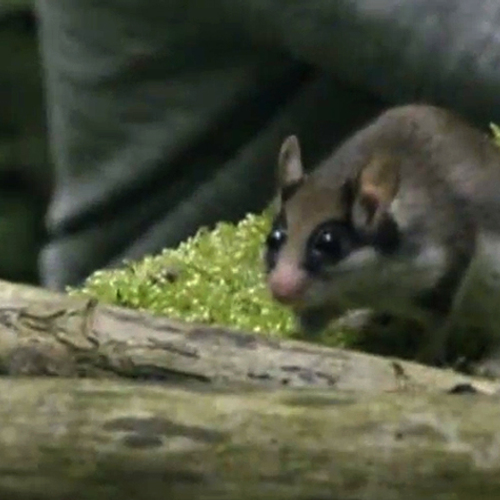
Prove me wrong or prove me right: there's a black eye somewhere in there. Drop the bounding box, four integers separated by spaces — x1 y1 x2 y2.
266 228 287 252
306 222 352 271
312 228 344 260
264 213 288 272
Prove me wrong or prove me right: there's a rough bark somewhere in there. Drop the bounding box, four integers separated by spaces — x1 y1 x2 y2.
0 377 499 499
0 279 498 396
1 279 500 499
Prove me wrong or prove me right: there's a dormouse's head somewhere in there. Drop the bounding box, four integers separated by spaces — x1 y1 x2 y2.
264 134 406 331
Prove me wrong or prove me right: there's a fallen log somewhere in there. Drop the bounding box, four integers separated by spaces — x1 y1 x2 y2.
1 279 500 499
0 377 498 500
0 279 497 395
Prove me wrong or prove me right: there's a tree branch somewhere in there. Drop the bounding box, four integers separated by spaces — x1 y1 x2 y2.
0 377 498 499
0 279 496 396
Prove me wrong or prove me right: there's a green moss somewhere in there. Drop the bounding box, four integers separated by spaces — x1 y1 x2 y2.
73 207 350 345
491 123 500 147
72 208 301 340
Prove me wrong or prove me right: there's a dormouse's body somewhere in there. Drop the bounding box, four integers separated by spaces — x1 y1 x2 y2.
264 104 500 373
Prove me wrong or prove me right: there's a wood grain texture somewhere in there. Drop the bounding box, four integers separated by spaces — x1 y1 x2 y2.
0 279 496 395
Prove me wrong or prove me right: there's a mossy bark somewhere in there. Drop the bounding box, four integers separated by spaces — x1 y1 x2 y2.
0 378 499 499
0 279 500 498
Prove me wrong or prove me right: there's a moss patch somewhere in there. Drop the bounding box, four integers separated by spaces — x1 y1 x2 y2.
491 123 500 147
73 208 349 345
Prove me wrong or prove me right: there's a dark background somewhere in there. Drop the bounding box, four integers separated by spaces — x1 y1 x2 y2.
0 1 52 285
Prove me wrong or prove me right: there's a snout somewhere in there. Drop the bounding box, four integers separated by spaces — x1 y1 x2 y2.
267 262 308 305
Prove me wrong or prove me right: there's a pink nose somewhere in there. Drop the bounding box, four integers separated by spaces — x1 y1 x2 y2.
267 263 307 304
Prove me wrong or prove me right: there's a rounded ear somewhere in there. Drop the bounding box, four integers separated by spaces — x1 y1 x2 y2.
351 190 400 254
351 190 382 232
351 155 400 233
278 135 304 188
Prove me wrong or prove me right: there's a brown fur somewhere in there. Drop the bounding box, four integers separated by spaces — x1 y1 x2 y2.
265 104 500 376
